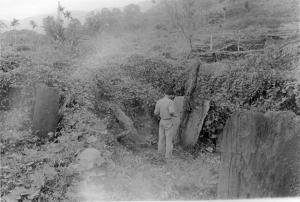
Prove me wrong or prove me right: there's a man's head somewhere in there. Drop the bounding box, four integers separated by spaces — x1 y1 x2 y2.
165 89 175 100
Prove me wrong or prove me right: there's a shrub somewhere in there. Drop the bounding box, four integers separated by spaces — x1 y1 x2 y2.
0 54 31 72
194 40 300 146
94 64 161 119
16 45 31 52
0 73 13 110
121 55 188 95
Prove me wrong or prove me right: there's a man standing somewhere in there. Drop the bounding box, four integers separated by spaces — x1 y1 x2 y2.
154 89 176 159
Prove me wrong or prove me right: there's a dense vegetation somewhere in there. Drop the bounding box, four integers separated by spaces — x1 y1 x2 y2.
0 0 299 200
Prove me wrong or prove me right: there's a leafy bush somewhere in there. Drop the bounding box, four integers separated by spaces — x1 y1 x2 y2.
16 45 31 52
200 102 231 141
0 73 13 109
122 55 188 95
94 63 161 119
194 40 300 145
0 54 31 72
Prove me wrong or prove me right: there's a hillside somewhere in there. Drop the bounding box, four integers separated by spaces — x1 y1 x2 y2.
0 0 156 33
0 0 299 201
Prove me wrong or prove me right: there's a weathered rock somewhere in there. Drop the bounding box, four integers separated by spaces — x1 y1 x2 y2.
72 148 104 172
218 111 300 199
32 84 59 138
2 187 28 202
87 136 98 144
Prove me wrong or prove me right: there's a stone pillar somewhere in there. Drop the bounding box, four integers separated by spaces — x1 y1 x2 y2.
181 100 210 147
32 84 59 138
172 96 184 144
173 96 210 146
218 111 300 198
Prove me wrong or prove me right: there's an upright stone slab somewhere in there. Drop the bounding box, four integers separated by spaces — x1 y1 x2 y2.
218 111 300 199
181 100 210 146
172 96 184 144
32 84 59 138
8 86 23 107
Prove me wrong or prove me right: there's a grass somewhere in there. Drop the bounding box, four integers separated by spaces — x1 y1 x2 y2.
1 1 299 200
67 145 220 201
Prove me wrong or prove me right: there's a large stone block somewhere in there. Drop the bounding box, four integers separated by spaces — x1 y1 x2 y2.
181 100 210 147
217 111 300 198
32 84 59 138
172 96 184 144
172 97 210 146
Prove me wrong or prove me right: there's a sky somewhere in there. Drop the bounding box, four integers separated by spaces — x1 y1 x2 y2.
0 0 145 20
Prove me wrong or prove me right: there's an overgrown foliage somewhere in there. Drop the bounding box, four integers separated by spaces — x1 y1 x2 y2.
1 0 299 200
122 55 188 95
195 40 300 143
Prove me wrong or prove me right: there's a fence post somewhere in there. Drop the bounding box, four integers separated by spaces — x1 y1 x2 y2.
237 30 240 52
210 34 213 51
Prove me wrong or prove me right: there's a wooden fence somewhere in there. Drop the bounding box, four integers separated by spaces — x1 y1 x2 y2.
193 28 299 53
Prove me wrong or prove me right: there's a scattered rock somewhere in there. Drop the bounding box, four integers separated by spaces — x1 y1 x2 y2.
206 147 213 153
72 148 105 172
3 187 28 202
87 136 98 144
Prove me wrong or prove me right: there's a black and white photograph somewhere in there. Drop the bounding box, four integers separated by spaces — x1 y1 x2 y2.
0 0 299 201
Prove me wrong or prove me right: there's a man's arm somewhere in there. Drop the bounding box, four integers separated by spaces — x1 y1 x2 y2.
169 101 176 117
154 101 160 116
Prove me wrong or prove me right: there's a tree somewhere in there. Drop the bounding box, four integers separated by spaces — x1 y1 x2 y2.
84 8 123 34
112 8 122 16
111 8 122 30
10 18 20 47
123 4 142 30
100 8 113 29
43 16 65 42
65 18 83 52
163 0 203 53
29 20 40 63
0 20 7 33
84 11 104 34
10 18 19 28
57 2 64 20
0 21 7 54
43 2 83 53
43 2 67 43
63 11 72 21
30 20 37 30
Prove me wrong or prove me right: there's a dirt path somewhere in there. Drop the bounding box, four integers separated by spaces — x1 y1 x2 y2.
66 143 220 201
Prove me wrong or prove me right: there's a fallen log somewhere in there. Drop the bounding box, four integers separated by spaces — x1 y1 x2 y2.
218 111 300 198
108 103 146 145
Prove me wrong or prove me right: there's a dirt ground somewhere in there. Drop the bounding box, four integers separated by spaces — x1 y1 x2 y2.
66 144 220 201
